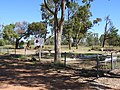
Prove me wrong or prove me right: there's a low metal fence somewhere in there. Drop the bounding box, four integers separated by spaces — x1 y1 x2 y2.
1 47 120 71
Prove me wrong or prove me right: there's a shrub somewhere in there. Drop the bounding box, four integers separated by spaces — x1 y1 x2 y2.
0 39 5 46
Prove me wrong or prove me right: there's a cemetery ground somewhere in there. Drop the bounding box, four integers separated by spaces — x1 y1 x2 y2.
0 45 120 90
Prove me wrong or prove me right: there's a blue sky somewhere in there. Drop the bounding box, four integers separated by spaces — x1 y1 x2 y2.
0 0 120 36
0 0 43 24
90 0 120 36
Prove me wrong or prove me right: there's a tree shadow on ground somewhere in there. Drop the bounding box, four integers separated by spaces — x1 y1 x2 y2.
73 66 120 79
0 54 116 90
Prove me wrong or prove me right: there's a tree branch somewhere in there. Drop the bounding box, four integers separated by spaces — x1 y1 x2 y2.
44 0 54 15
54 3 59 28
59 0 66 27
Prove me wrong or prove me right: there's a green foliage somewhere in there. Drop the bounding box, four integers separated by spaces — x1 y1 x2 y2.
2 21 30 48
0 39 5 46
3 24 17 44
106 26 119 46
41 1 54 22
53 0 58 3
86 32 99 46
41 0 98 61
100 25 120 46
70 3 93 47
99 34 104 46
28 22 47 38
63 1 95 47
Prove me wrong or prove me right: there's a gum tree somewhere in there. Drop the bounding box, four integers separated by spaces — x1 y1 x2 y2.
41 0 66 62
41 0 96 62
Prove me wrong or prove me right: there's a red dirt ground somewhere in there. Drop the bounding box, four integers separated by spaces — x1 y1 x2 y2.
0 54 120 90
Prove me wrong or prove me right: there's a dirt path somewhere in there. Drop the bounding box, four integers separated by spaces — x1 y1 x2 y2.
0 55 120 90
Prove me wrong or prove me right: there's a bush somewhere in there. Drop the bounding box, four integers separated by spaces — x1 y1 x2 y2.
0 39 5 46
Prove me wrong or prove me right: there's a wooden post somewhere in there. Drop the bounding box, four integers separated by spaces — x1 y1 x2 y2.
39 46 41 61
96 54 99 78
111 53 113 70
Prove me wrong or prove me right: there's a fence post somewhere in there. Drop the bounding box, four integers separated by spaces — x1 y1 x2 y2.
64 52 66 67
96 54 99 78
39 46 42 61
111 52 113 70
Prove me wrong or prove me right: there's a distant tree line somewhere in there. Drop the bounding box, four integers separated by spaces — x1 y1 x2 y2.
0 10 119 50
